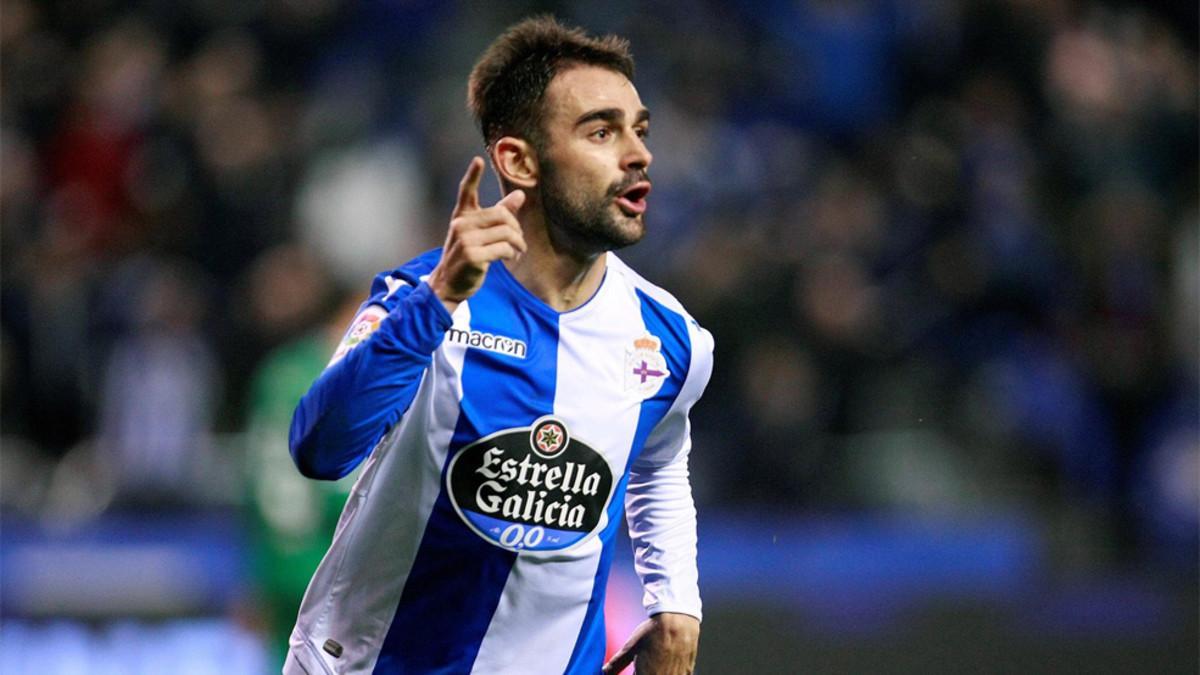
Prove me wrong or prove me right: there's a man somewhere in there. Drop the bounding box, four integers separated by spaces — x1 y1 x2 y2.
284 16 713 675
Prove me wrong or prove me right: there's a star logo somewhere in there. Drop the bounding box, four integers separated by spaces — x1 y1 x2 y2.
531 419 567 456
537 426 561 450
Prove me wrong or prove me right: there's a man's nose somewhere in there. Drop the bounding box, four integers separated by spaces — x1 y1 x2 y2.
622 134 652 172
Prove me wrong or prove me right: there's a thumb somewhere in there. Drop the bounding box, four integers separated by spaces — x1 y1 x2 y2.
602 648 636 675
498 189 526 214
603 620 650 675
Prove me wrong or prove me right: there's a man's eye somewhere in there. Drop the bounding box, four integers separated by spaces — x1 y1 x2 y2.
591 128 610 140
636 127 649 139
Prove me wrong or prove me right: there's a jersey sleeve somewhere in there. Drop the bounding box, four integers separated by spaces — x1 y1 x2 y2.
289 250 449 480
624 319 714 621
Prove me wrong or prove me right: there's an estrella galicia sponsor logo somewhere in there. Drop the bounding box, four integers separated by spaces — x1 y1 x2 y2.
444 327 527 359
446 416 614 552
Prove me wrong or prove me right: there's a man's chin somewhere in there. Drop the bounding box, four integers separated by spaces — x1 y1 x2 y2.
611 206 646 240
607 215 645 249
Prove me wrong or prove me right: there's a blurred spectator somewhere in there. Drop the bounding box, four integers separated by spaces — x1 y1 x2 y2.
95 258 219 507
224 242 338 414
295 137 432 287
44 16 164 256
9 215 97 456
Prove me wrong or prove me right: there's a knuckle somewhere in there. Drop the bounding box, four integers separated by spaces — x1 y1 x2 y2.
459 229 482 247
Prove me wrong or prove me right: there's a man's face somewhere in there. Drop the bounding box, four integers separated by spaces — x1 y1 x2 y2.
536 65 653 254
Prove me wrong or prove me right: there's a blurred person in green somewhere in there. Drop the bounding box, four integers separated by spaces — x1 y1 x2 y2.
240 245 362 662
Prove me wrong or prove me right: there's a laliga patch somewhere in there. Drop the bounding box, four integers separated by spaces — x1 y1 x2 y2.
446 416 614 552
625 332 670 399
328 305 387 366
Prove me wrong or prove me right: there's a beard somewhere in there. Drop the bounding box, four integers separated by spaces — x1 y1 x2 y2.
539 159 647 257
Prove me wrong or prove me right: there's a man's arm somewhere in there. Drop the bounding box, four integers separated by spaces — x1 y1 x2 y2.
289 157 526 480
605 437 702 675
288 280 452 479
606 322 714 674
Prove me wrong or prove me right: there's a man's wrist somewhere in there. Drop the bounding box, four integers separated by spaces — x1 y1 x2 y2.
437 296 461 314
427 269 462 315
646 604 703 624
650 612 700 639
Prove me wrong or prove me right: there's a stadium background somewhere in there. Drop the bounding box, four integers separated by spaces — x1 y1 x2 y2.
1 0 1196 672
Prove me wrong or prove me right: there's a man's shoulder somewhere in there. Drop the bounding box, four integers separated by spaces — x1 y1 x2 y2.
607 253 715 405
607 253 705 333
383 247 444 282
363 248 444 310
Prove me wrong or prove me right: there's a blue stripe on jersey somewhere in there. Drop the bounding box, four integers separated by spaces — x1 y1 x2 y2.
563 520 619 675
564 289 692 673
374 278 561 674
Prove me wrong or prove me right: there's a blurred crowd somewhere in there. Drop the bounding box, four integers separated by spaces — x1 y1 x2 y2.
1 0 1196 639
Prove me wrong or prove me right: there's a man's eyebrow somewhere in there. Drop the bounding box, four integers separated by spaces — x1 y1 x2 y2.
573 108 651 127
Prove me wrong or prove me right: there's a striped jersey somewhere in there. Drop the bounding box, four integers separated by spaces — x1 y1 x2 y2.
283 248 714 674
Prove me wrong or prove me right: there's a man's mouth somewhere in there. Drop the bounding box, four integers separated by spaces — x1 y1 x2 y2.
615 181 651 216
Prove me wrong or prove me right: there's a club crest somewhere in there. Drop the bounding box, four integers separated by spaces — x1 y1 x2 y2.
625 332 670 399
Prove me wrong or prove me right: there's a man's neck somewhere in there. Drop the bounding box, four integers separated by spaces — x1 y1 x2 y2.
502 209 607 313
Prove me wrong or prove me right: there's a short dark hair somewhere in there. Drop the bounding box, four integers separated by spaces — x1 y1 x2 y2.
467 15 634 148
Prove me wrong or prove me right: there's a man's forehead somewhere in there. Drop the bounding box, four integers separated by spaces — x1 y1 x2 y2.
544 65 645 118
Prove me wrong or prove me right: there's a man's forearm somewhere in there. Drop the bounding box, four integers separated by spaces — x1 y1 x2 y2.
625 447 702 620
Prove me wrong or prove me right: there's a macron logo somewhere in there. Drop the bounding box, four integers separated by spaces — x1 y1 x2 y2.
445 327 527 359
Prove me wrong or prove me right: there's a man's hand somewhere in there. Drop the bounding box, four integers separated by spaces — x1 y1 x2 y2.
602 613 700 675
427 157 527 312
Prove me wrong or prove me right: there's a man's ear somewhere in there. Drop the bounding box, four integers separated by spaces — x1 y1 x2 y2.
490 136 539 190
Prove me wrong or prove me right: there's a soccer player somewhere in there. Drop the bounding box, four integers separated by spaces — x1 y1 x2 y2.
284 16 713 675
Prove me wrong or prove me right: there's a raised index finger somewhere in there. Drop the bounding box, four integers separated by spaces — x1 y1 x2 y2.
454 157 485 217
